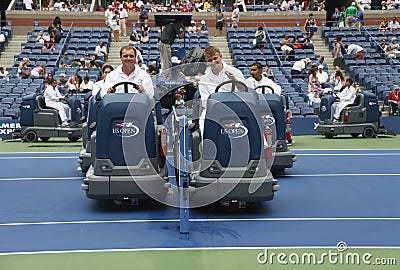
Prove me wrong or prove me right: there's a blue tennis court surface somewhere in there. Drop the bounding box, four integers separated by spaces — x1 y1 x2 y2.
0 150 399 253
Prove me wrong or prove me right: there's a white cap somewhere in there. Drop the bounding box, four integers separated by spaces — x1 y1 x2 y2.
108 5 112 8
351 1 356 5
191 20 195 24
60 73 66 77
318 64 324 69
201 20 205 24
152 61 156 64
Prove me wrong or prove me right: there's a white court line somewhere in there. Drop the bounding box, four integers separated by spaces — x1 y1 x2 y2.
1 245 400 256
1 217 400 227
0 177 83 181
0 156 77 160
282 173 400 177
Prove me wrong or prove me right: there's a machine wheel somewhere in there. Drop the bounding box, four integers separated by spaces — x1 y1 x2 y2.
363 127 375 138
40 137 50 142
25 131 38 142
350 133 360 138
324 133 334 139
68 136 81 142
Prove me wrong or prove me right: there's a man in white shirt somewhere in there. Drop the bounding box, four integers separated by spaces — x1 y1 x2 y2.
230 4 240 30
94 41 108 61
316 65 329 88
332 78 357 121
104 5 114 27
44 79 71 126
53 0 63 11
119 4 129 37
23 0 33 10
291 58 310 77
246 62 281 95
198 45 249 132
389 17 400 30
101 46 154 100
0 33 5 52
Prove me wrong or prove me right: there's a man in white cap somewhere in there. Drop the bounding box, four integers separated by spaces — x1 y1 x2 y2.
345 2 358 27
316 65 329 88
105 5 114 27
199 20 208 33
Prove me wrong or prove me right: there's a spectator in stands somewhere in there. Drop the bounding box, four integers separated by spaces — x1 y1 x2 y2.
0 32 5 52
129 30 141 44
293 1 302 11
379 18 390 31
230 4 240 31
188 21 198 33
23 0 33 10
30 64 46 79
119 4 128 37
218 3 226 12
49 25 61 43
137 59 149 72
18 57 32 78
140 30 149 44
333 70 345 91
314 56 328 72
280 34 295 60
263 63 274 78
314 0 326 11
331 7 340 27
92 64 114 96
360 0 371 9
83 54 92 68
44 79 71 126
53 16 63 33
65 75 80 93
345 2 358 27
246 62 282 95
338 6 345 27
148 61 157 75
253 26 266 50
389 17 400 30
304 13 316 40
266 3 276 12
388 85 400 115
100 46 154 99
0 67 9 81
70 2 81 12
42 0 50 10
316 65 329 88
110 10 121 42
291 58 311 77
141 19 151 33
59 52 72 68
380 38 388 53
58 73 67 87
345 44 365 60
105 5 114 27
333 36 344 71
199 20 209 33
389 37 400 52
82 3 89 12
95 41 108 62
215 9 224 37
60 3 69 11
36 31 45 46
381 0 387 9
331 78 357 122
91 54 104 68
71 59 80 68
158 20 185 80
79 76 94 93
138 5 148 28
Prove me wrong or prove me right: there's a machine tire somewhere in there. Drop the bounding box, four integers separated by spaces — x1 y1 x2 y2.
25 131 38 142
325 133 334 139
363 127 375 138
350 133 360 138
40 137 50 142
68 136 81 142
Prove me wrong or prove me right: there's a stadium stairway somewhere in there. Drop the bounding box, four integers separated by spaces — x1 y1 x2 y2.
0 35 27 68
208 36 233 65
312 31 336 75
106 36 131 68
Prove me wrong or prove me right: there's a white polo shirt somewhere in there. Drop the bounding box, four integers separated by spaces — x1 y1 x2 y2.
100 64 154 99
246 76 282 95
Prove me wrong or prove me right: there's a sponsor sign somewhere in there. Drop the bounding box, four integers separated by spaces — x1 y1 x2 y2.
220 121 248 138
0 120 21 137
261 114 275 126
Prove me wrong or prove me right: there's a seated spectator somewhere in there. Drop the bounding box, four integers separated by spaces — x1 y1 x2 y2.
59 52 72 68
82 3 89 12
30 64 46 79
79 76 94 93
199 20 208 33
0 67 9 81
83 54 92 69
388 85 400 115
43 31 55 50
140 30 149 44
266 3 276 12
307 66 321 105
58 73 67 88
65 75 79 93
18 57 32 78
91 53 104 68
71 59 80 68
138 59 149 72
59 3 69 11
333 70 345 91
70 2 81 12
148 60 157 75
380 38 388 53
141 19 151 33
188 21 198 33
129 30 141 44
314 56 328 72
316 65 329 87
331 78 357 122
345 44 365 60
379 18 390 31
292 1 302 11
36 31 45 46
389 17 400 30
94 41 108 61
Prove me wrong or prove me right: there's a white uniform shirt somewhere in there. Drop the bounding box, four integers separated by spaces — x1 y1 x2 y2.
199 62 249 108
246 76 282 95
44 84 63 106
337 85 356 104
100 64 154 99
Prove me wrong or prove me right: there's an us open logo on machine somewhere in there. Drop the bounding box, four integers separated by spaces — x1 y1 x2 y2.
112 121 139 137
261 114 275 126
220 122 248 138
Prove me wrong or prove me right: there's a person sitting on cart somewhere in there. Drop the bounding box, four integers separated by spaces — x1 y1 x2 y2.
331 78 357 123
246 62 281 95
43 78 71 126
